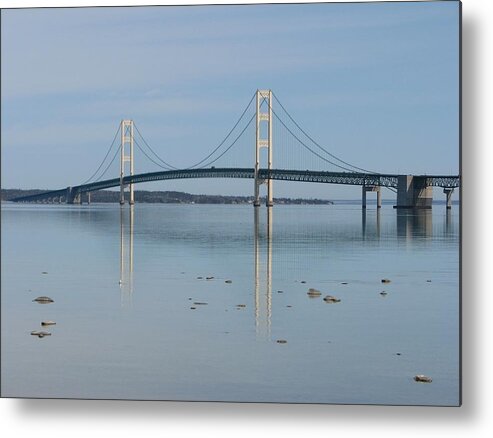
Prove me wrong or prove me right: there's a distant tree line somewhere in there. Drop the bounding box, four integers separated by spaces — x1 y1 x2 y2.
1 188 334 205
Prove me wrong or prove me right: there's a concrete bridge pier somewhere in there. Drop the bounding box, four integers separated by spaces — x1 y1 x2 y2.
66 187 82 204
443 188 454 209
362 185 381 209
394 175 433 209
66 187 75 204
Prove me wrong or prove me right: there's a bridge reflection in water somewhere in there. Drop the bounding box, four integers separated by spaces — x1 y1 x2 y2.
361 209 381 240
117 205 448 320
396 209 433 239
119 206 134 306
254 208 273 339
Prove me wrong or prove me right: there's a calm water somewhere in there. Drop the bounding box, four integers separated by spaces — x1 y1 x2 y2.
1 203 459 405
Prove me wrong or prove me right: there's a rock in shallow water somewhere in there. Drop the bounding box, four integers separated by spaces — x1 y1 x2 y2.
41 321 56 326
414 375 432 383
323 295 341 303
307 288 321 298
381 279 391 284
30 331 51 338
33 296 54 303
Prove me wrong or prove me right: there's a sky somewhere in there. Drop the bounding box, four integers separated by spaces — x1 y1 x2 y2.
1 1 460 200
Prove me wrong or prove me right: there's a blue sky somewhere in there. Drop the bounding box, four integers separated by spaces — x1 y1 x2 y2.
1 1 460 199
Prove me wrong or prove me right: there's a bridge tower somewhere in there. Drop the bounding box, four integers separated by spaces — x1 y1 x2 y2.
120 120 135 205
254 90 273 207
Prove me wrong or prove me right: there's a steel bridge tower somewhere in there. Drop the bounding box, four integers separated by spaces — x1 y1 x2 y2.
254 89 273 207
120 119 135 205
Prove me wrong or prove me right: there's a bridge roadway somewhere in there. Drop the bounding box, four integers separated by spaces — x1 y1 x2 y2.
11 167 460 203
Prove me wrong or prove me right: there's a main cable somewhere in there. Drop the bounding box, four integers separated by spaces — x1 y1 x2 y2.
197 112 257 169
272 92 376 174
133 123 178 170
131 92 256 171
80 124 121 185
269 103 363 173
133 136 174 170
92 143 122 183
186 92 256 169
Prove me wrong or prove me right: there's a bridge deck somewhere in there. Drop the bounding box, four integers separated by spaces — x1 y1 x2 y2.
11 168 460 203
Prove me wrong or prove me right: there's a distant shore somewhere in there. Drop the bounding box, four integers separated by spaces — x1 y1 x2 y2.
1 188 334 205
1 189 459 205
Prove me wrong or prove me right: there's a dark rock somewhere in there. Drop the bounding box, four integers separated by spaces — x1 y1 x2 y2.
380 291 388 296
323 295 341 303
33 296 54 304
414 375 432 383
31 331 51 338
236 304 246 308
225 280 232 284
307 288 321 298
381 279 391 284
41 321 56 326
276 339 287 344
301 280 306 284
206 276 214 280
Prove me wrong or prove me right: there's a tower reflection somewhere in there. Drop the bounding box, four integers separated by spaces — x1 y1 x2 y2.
119 205 134 306
254 207 272 339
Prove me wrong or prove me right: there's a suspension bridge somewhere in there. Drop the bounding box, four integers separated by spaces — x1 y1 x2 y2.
11 90 460 208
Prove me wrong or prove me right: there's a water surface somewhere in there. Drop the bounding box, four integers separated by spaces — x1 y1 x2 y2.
1 203 459 405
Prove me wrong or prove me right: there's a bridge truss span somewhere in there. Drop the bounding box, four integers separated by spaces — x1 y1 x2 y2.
11 167 460 204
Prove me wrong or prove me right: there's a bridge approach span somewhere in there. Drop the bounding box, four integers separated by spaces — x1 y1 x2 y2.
11 167 460 204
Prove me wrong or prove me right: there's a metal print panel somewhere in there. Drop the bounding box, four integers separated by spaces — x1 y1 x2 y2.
1 1 461 406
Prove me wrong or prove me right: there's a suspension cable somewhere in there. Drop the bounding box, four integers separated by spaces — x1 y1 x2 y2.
186 92 257 169
133 136 174 170
80 124 121 184
272 92 376 174
133 123 178 170
131 92 256 171
270 105 363 173
197 112 257 169
92 143 122 183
